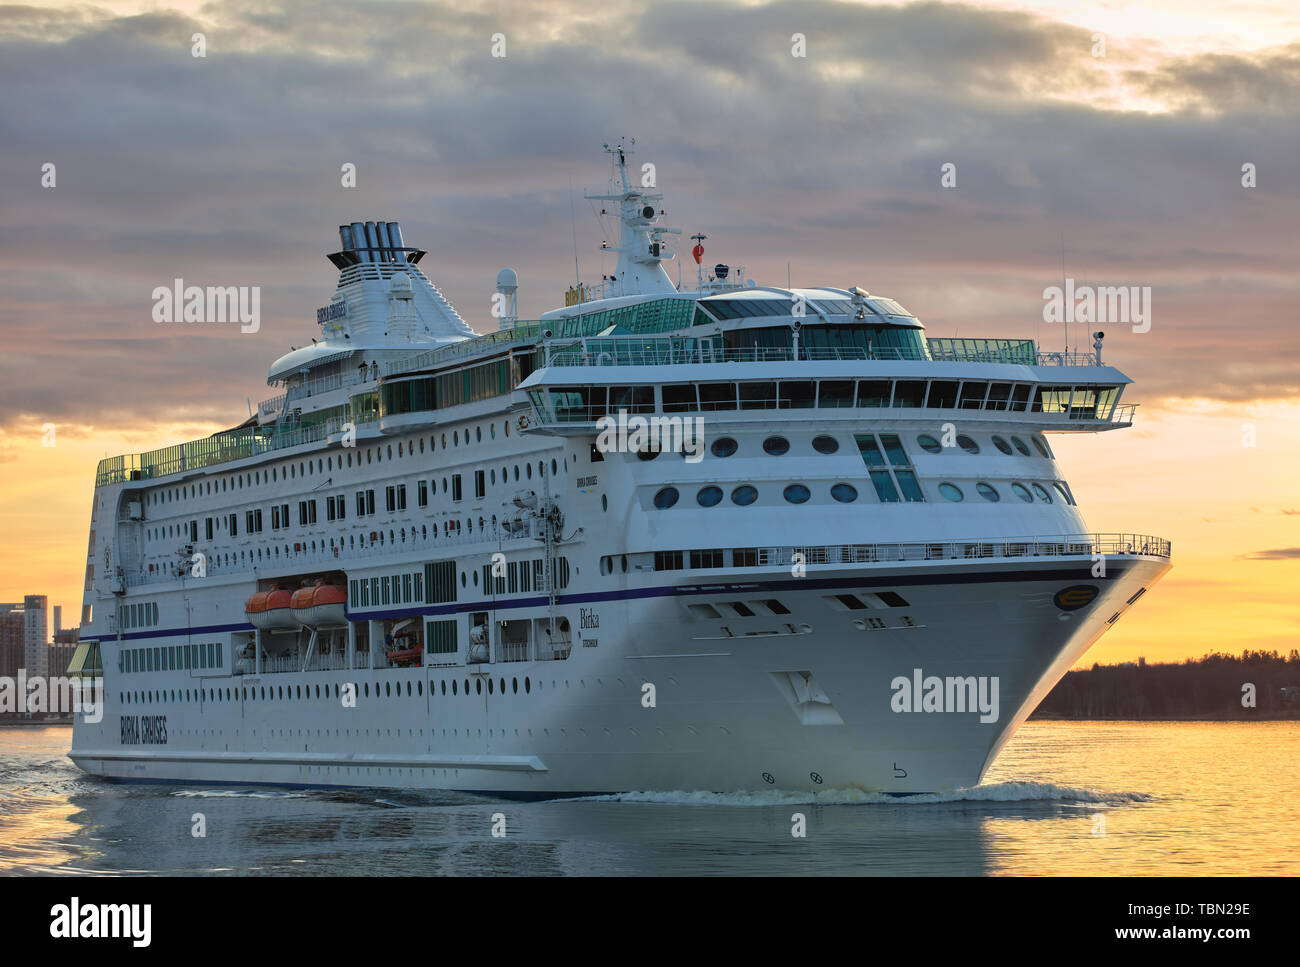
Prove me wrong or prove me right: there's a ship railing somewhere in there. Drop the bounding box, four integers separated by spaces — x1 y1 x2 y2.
540 337 1102 368
286 368 367 401
756 533 1170 565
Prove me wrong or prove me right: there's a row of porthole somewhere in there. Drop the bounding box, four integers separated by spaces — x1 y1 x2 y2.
655 478 1073 508
918 433 1052 458
120 675 537 706
938 480 1074 504
655 483 860 508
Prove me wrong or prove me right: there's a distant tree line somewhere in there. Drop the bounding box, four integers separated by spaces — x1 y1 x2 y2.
1032 649 1300 719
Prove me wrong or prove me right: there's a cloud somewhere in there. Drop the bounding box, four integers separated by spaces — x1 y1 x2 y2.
0 0 1297 440
1243 548 1300 560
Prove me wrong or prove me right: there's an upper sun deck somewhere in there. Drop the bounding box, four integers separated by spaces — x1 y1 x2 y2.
94 291 1130 487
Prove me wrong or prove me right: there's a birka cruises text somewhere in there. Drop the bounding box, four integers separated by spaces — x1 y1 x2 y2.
120 714 168 745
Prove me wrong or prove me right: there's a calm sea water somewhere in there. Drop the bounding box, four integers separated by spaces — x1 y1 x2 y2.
0 721 1294 875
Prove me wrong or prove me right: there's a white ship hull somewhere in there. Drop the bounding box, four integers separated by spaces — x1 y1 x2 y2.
70 555 1168 795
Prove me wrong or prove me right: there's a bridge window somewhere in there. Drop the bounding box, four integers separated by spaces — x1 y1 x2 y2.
818 381 854 408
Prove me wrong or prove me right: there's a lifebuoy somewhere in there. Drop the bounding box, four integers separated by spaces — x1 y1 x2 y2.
518 415 530 430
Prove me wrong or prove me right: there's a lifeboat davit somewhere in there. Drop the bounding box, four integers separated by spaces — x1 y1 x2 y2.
245 587 297 631
291 579 348 629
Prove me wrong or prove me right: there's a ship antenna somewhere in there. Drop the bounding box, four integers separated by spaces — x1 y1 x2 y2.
569 176 579 284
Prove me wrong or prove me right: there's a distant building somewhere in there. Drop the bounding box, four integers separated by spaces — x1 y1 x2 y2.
53 605 62 635
0 604 23 680
24 594 48 679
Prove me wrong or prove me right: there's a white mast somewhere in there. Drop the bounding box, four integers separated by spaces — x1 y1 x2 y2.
585 138 680 298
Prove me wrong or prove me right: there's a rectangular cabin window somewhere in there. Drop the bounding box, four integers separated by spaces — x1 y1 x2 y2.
870 470 900 502
928 380 959 409
417 481 428 507
475 471 486 500
698 382 737 411
690 549 724 568
895 470 925 502
739 382 777 410
662 384 698 412
958 381 989 409
1034 385 1072 414
856 380 892 407
818 380 854 408
205 518 214 541
228 513 237 536
1010 384 1031 411
879 434 909 466
778 381 815 409
655 550 684 571
986 382 1013 411
892 380 927 408
733 548 758 567
451 474 463 502
414 572 423 601
855 435 886 467
1069 386 1099 419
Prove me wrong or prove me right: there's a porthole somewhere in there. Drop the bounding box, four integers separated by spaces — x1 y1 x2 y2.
653 487 680 509
1011 482 1033 502
831 483 858 503
939 482 964 502
992 435 1013 455
763 436 790 456
783 484 811 504
731 485 758 506
601 494 608 512
917 434 942 454
812 435 839 454
1052 481 1074 505
976 482 1000 502
1032 482 1053 503
696 486 723 507
957 434 980 454
636 447 660 461
1011 436 1031 456
1034 436 1053 459
711 437 738 458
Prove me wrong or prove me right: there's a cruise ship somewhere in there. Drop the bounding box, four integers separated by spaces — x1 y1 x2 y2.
66 141 1170 795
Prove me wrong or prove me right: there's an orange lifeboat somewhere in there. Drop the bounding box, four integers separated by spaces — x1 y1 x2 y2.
245 586 297 631
291 579 348 629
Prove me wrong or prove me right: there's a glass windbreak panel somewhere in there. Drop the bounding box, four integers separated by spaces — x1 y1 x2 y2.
870 298 914 318
986 383 1013 411
662 384 698 412
1033 385 1072 414
895 470 924 502
856 380 892 407
699 382 737 411
879 434 909 466
958 381 989 409
739 382 777 409
869 470 900 502
928 380 959 409
818 380 855 408
855 434 886 467
892 380 927 408
778 381 816 409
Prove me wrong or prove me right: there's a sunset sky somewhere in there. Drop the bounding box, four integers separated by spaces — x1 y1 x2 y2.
1 0 1297 665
